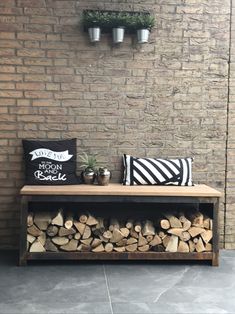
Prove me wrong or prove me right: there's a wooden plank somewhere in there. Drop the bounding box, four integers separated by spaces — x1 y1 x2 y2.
20 183 221 197
26 251 213 261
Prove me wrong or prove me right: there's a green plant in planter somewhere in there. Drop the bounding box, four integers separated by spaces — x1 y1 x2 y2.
79 152 98 184
133 14 155 31
82 11 104 29
132 14 155 43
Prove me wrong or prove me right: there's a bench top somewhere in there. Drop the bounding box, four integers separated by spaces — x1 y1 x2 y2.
20 183 221 197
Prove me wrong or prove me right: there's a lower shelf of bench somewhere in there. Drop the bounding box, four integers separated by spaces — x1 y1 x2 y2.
26 252 214 261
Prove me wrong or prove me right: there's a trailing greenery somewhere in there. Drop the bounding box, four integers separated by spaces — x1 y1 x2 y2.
79 152 98 171
132 14 155 31
83 10 155 31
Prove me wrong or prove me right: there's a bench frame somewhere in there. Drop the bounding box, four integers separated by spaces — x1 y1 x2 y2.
19 184 220 266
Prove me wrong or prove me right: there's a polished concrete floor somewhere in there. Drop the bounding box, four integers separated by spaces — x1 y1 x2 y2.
0 250 234 314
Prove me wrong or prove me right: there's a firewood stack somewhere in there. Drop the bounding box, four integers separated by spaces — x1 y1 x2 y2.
27 210 213 253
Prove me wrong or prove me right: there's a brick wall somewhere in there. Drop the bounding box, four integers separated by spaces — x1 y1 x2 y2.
0 0 232 248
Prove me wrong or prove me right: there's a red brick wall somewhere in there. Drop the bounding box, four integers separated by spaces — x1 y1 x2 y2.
0 0 231 248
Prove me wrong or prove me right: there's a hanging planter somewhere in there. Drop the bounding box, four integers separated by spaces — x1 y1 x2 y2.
83 11 103 43
112 27 125 44
88 27 101 43
134 14 155 44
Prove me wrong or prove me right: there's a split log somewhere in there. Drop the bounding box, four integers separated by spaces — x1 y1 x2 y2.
201 230 212 244
86 214 98 226
180 231 191 242
46 225 58 237
103 230 112 239
27 213 34 227
130 229 139 239
178 240 189 252
92 217 105 236
165 214 182 228
64 213 73 229
149 234 162 246
27 234 36 244
27 224 42 237
179 215 191 231
126 243 138 252
162 235 171 248
38 232 46 246
91 238 102 248
168 228 183 237
80 238 93 247
110 228 124 243
158 231 166 238
58 227 76 237
138 232 148 247
126 237 137 245
205 243 212 252
29 239 46 252
146 235 154 243
120 227 130 238
203 217 210 230
61 239 78 251
188 227 205 238
134 221 142 233
210 219 213 230
142 220 155 236
99 235 109 243
138 245 150 252
74 232 81 240
193 237 199 244
109 218 120 231
74 221 85 235
52 237 69 246
116 238 127 247
189 212 204 227
92 243 105 252
82 225 91 239
114 246 125 252
188 240 195 252
34 212 52 230
195 237 206 252
159 219 170 230
152 244 165 252
165 235 178 252
51 209 63 227
79 214 88 224
45 238 58 252
77 244 90 252
104 243 114 252
126 219 134 230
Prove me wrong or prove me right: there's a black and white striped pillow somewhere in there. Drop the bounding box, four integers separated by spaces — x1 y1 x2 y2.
123 155 193 186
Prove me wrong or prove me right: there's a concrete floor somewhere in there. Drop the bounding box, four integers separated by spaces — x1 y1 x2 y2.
0 251 234 314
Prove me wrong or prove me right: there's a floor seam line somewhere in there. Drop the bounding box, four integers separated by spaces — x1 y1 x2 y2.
103 264 114 314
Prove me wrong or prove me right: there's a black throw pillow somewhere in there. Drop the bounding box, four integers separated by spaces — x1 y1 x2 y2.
22 139 79 185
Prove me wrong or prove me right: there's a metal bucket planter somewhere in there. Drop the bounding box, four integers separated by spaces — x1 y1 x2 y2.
88 27 101 42
112 27 125 44
137 29 150 44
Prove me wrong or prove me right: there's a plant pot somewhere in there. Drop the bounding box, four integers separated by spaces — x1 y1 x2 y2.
88 27 101 42
82 169 96 184
112 27 125 44
97 168 111 186
137 29 150 44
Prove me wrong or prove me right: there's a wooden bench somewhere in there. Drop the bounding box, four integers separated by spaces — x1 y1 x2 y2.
19 183 221 266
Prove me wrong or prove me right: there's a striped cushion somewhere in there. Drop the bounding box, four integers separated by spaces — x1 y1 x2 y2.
123 155 193 186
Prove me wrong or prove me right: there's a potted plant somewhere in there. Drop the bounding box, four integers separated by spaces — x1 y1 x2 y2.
83 11 103 43
134 14 155 44
110 12 128 44
79 152 98 184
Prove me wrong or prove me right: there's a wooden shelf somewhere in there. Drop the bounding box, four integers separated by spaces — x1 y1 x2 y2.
20 183 221 197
